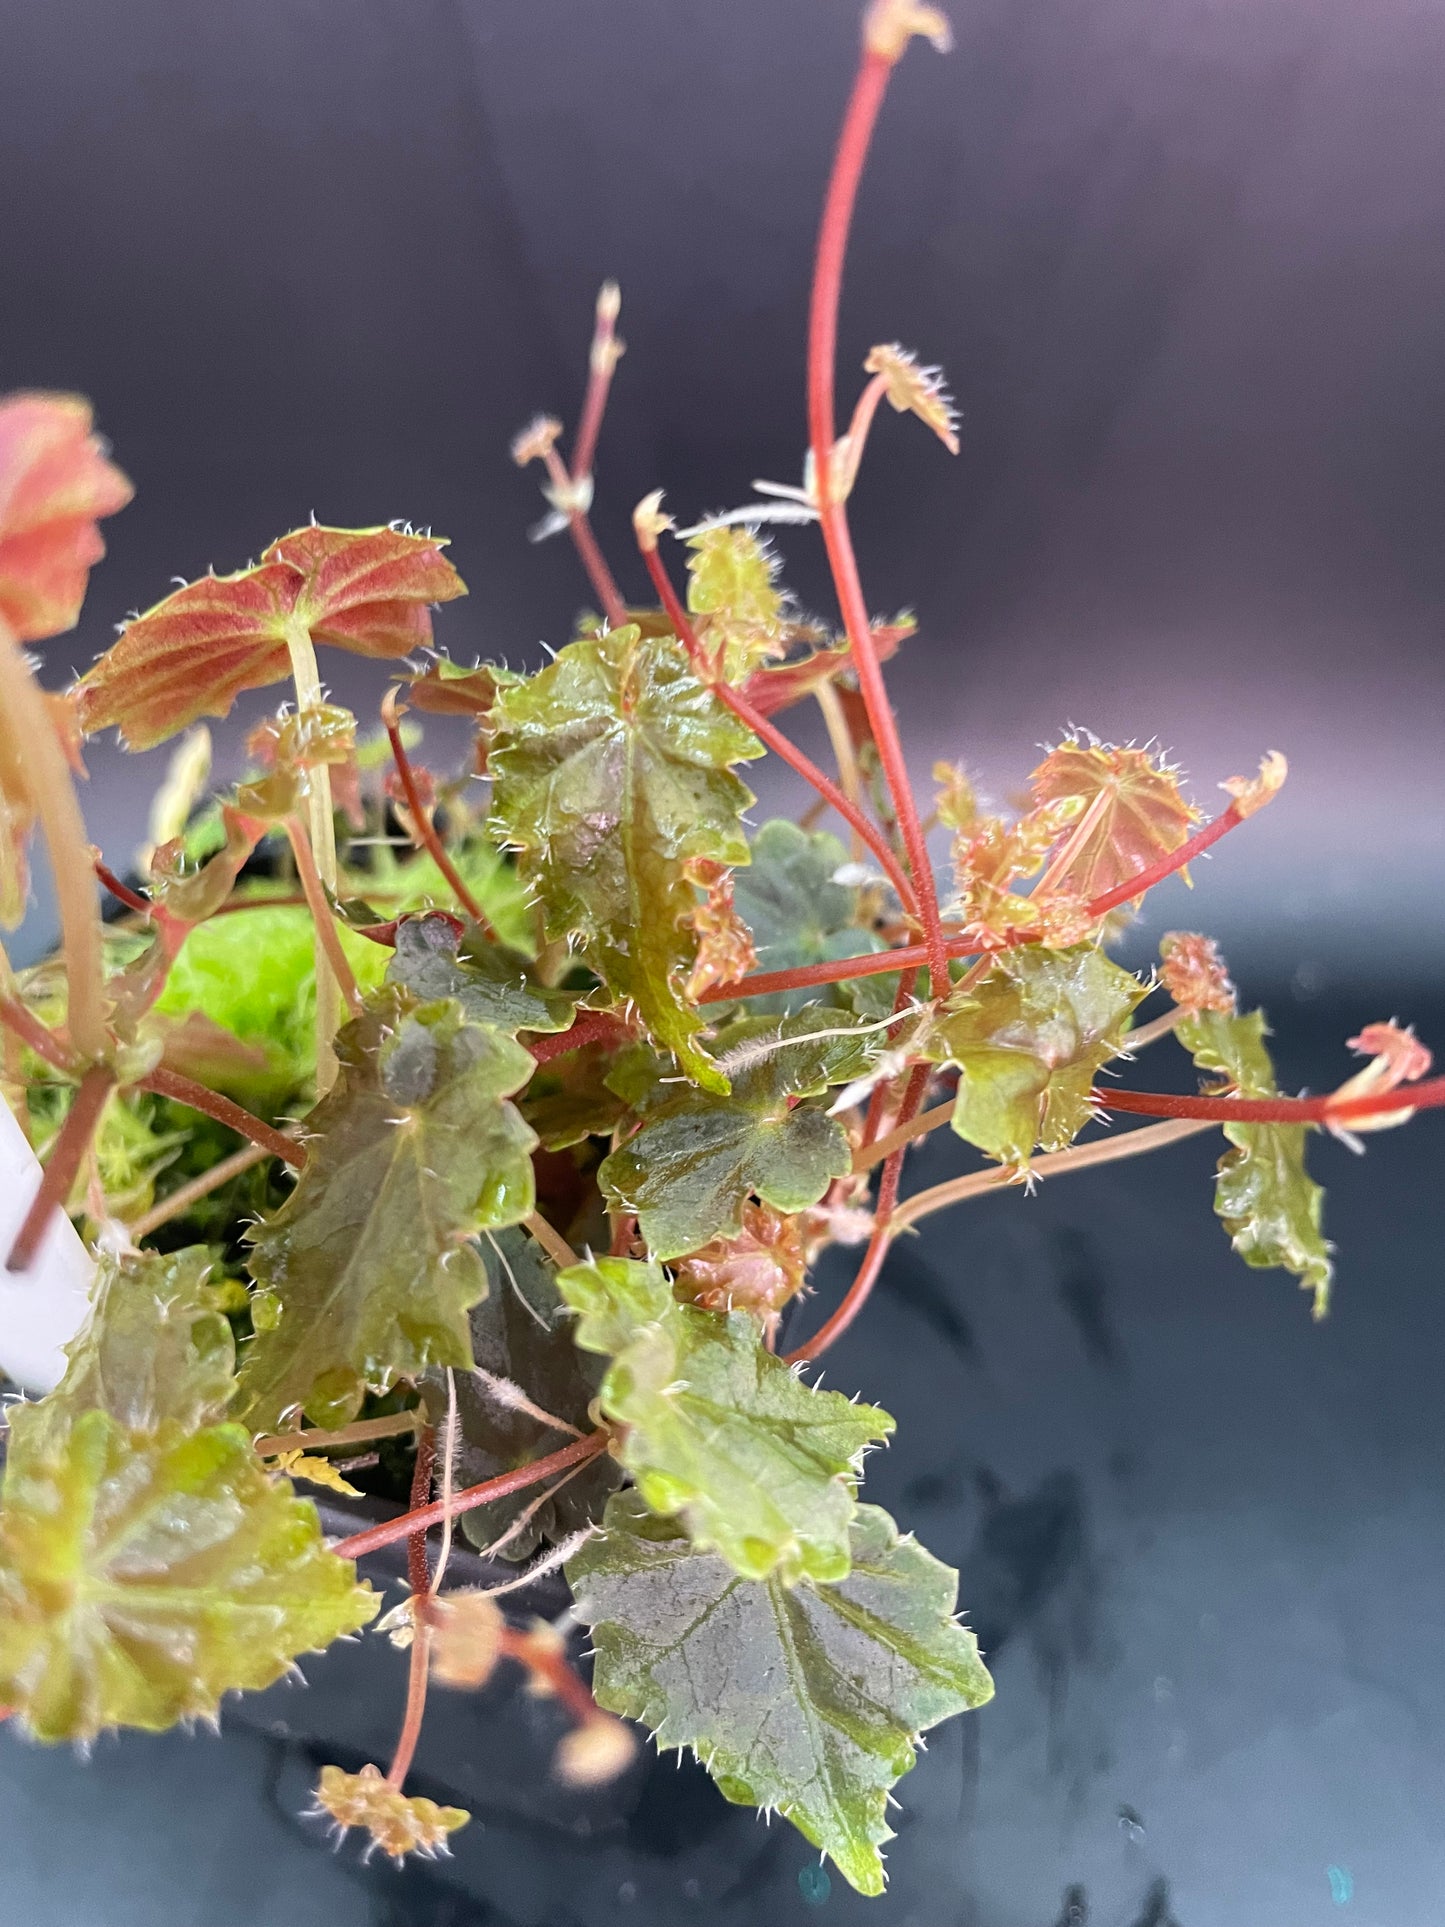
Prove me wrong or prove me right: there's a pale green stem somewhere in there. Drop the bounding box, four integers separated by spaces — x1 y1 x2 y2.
282 619 341 1090
0 619 107 1062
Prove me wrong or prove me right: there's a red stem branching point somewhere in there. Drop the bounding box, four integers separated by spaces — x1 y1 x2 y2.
330 1431 610 1562
636 528 921 920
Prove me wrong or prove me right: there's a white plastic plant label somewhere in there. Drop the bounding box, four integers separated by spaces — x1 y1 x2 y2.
0 1090 94 1392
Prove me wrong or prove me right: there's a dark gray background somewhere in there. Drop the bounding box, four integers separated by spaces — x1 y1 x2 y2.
1 1 1442 1922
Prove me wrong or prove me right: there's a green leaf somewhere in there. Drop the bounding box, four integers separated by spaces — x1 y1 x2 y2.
385 913 579 1034
685 527 788 682
557 1258 892 1583
1178 1008 1333 1314
152 903 389 1103
518 1039 630 1149
236 988 538 1432
568 1492 993 1896
599 1008 881 1260
441 1227 623 1560
39 1247 235 1445
932 944 1146 1166
730 819 889 1016
0 1405 377 1742
488 623 762 1092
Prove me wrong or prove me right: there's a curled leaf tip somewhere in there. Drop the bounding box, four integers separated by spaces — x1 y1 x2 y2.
0 391 134 643
863 344 960 454
1159 931 1236 1015
864 0 953 61
1222 750 1287 818
311 1763 469 1862
632 490 672 552
511 416 565 468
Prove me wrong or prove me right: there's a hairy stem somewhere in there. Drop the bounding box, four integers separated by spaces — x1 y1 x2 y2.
527 1008 633 1067
1102 1076 1445 1127
807 40 950 996
638 537 920 917
387 1426 437 1790
0 620 107 1060
788 1058 930 1362
282 619 341 1090
137 1065 306 1168
892 1117 1219 1232
525 1210 581 1271
5 1064 113 1271
284 818 362 1016
331 1431 610 1562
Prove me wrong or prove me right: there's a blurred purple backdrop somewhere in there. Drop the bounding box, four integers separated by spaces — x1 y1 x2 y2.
4 0 1442 984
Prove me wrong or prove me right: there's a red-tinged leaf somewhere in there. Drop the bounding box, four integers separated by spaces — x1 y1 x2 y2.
262 525 465 659
1221 749 1288 819
1346 1022 1432 1089
1030 737 1199 902
1158 932 1236 1015
74 526 466 749
0 393 132 643
740 619 912 717
73 563 298 749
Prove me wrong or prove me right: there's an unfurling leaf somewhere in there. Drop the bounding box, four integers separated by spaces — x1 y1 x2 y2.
1178 1008 1333 1316
447 1226 622 1560
1158 931 1236 1014
73 525 466 749
862 344 960 455
568 1492 992 1897
730 818 887 1014
271 1451 363 1497
934 762 1086 944
237 988 538 1432
0 1405 376 1742
488 623 761 1091
558 1258 892 1583
312 1763 468 1862
682 857 756 999
672 1200 809 1319
386 912 579 1035
933 945 1147 1167
685 526 789 681
1221 749 1287 819
40 1246 235 1443
740 617 912 718
598 1008 878 1259
0 392 133 643
1030 737 1199 902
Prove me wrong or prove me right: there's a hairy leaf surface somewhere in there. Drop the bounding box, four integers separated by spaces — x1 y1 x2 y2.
43 1247 235 1442
487 623 761 1091
1030 737 1198 901
568 1493 992 1895
685 526 788 681
386 913 578 1035
0 1406 376 1742
238 989 537 1431
558 1258 891 1582
933 945 1146 1167
1178 1008 1332 1314
74 525 465 748
730 819 887 1015
598 1009 876 1258
443 1227 622 1559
